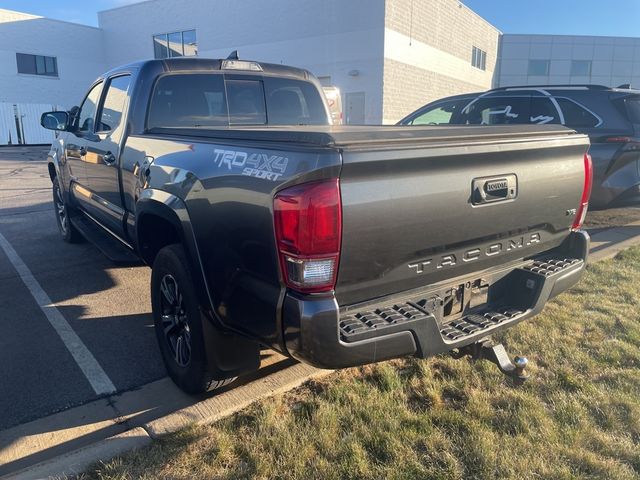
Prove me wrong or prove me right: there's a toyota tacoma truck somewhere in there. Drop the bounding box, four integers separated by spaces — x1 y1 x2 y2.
41 56 592 393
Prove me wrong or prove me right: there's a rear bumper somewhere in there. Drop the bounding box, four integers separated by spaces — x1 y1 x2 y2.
282 230 589 369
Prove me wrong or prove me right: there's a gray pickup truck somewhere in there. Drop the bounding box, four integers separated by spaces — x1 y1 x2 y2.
41 57 592 393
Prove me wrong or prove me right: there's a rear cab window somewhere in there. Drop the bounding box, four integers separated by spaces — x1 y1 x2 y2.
147 74 228 129
226 78 266 125
146 72 328 130
264 77 328 125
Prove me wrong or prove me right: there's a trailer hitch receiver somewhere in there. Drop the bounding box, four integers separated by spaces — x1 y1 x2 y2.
453 338 530 384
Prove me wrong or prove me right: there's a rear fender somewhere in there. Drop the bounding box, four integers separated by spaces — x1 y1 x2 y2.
136 190 260 377
136 189 211 312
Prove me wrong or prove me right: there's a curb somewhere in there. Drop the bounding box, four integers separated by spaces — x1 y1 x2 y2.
5 364 332 480
587 221 640 262
5 222 640 479
4 428 151 480
145 363 331 438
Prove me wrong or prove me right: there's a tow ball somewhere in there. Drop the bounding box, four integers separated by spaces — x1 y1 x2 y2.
452 338 530 384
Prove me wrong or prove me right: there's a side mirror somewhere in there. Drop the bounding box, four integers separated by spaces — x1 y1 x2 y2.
41 111 69 131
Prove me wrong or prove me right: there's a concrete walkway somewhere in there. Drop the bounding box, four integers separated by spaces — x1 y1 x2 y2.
588 221 640 262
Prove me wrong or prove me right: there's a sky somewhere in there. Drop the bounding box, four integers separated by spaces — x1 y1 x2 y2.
0 0 639 36
0 0 139 26
461 0 640 37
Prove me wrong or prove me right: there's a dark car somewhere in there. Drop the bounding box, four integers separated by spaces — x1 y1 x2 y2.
399 85 640 210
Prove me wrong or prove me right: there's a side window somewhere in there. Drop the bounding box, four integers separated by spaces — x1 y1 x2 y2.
459 96 531 125
529 97 561 124
408 100 465 125
555 98 601 128
624 96 640 125
77 83 103 133
226 79 267 125
97 75 131 132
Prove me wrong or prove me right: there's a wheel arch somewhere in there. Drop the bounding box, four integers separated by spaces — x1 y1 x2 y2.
135 201 184 267
137 190 260 379
135 190 213 315
47 162 57 182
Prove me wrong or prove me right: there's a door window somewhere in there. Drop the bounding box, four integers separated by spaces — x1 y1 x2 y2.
407 99 466 125
97 75 131 132
623 96 640 125
77 83 103 133
458 96 530 125
529 97 561 124
555 98 601 128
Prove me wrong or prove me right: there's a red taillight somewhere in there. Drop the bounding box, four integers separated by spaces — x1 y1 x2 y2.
274 179 342 293
572 153 593 231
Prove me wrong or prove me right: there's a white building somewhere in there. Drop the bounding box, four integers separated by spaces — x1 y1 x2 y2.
0 0 500 143
497 34 640 88
0 9 106 144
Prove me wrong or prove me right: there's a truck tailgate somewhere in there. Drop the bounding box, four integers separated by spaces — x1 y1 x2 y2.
335 125 590 306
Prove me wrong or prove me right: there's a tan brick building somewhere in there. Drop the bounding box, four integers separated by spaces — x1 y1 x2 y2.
382 0 500 123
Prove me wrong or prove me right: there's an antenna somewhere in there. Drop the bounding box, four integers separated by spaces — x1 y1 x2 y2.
227 50 239 60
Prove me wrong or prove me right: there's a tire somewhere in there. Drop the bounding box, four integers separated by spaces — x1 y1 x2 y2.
151 244 236 394
52 178 82 243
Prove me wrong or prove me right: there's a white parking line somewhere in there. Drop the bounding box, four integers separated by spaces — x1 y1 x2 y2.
0 232 116 396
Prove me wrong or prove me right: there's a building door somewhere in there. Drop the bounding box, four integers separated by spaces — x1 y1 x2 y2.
345 92 365 125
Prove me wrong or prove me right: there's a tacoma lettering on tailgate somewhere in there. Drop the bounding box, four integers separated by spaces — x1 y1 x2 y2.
409 232 542 274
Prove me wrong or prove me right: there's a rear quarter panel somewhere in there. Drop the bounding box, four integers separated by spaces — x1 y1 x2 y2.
122 134 341 348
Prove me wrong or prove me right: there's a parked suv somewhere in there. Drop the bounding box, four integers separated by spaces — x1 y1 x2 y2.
399 85 640 210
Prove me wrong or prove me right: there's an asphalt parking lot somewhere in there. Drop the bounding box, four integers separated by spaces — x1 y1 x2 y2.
0 146 165 431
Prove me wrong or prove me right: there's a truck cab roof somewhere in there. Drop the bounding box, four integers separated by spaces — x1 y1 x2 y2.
103 57 313 81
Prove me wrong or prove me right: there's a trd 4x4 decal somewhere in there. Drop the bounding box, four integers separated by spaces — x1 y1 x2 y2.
212 148 289 181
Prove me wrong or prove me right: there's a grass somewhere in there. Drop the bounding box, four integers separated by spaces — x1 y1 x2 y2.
82 247 640 480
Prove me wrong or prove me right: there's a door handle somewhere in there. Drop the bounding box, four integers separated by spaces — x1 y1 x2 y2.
103 152 116 165
79 146 87 156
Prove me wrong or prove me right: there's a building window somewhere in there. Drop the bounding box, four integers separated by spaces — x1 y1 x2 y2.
153 30 197 59
570 60 592 77
471 46 487 70
528 59 550 76
16 53 58 77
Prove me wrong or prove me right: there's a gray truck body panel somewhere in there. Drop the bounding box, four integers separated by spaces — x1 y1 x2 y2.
46 58 591 369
